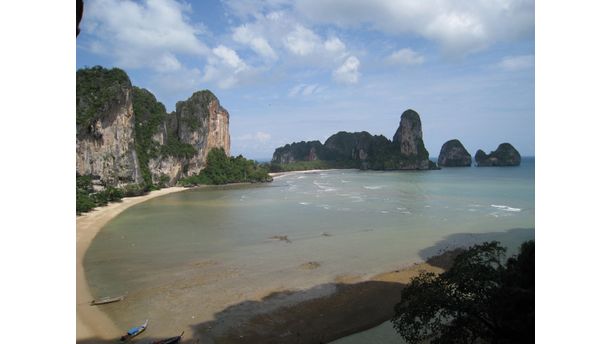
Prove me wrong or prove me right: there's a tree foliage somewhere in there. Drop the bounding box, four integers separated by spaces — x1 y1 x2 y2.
76 173 150 214
179 148 272 186
392 241 535 344
76 66 131 137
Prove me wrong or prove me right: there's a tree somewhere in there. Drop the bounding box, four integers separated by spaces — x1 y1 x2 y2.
392 241 535 344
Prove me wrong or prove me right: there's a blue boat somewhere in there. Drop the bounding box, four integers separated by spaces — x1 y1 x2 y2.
120 319 148 342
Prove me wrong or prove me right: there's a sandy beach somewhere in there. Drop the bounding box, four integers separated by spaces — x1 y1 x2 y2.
77 186 188 341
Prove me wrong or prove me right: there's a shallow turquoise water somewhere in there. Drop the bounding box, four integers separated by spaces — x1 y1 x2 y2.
84 159 534 338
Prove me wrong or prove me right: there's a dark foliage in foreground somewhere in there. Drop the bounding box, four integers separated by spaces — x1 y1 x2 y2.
392 241 535 344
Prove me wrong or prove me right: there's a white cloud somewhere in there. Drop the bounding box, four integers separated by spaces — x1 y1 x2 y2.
324 37 346 54
83 0 209 69
386 48 425 66
333 56 360 84
212 45 247 71
284 25 320 56
235 131 272 143
155 52 183 72
255 131 272 142
233 25 278 60
288 83 323 96
295 0 534 56
498 54 534 71
203 45 253 89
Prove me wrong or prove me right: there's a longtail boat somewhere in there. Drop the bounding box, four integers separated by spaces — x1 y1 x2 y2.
89 295 125 305
150 331 184 344
120 319 148 342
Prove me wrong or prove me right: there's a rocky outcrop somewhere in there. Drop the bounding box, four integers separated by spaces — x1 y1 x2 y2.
392 109 434 170
438 139 472 167
76 67 141 185
175 90 231 175
271 108 437 170
76 66 231 187
324 131 374 161
272 141 325 164
475 143 521 166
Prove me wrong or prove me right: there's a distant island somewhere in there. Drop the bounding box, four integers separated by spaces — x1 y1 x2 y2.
475 143 522 167
271 109 438 172
437 139 472 167
76 66 270 214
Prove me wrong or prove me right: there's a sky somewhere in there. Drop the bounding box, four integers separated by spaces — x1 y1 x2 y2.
76 0 534 160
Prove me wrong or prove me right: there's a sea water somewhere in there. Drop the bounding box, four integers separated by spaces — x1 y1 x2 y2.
84 159 534 338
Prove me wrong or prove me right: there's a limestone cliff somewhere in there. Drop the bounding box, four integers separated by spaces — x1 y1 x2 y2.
475 143 521 167
272 141 325 164
76 66 231 187
324 131 374 161
438 139 472 167
76 67 141 185
175 90 230 175
392 109 434 170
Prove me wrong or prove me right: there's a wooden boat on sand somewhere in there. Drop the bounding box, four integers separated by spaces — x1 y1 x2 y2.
89 295 125 305
120 319 148 342
150 331 184 344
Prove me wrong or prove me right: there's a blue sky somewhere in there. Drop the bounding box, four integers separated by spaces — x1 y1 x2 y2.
77 0 534 160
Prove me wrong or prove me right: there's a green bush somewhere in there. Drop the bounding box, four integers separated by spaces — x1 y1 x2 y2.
76 190 95 214
179 148 272 186
122 183 148 197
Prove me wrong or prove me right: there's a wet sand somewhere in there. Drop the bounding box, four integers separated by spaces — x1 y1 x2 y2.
194 262 444 343
76 187 187 341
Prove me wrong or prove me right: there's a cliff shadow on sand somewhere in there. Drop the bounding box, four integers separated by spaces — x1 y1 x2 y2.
189 280 410 344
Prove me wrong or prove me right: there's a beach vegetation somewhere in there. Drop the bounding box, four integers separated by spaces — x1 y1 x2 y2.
179 148 272 186
392 240 535 344
76 174 151 214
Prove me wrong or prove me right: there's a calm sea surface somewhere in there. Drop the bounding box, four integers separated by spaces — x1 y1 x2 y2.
84 159 534 339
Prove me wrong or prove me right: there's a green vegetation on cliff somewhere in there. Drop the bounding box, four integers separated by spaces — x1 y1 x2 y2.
133 87 165 188
132 87 196 189
176 90 218 131
179 148 272 186
76 66 131 137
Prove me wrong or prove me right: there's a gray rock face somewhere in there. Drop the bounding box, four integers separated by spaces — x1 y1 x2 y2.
76 67 231 187
272 141 324 164
392 109 432 169
324 131 374 161
438 139 472 167
175 90 231 176
475 143 521 166
76 82 141 185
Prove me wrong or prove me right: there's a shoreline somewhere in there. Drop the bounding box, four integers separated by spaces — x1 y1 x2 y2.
77 186 188 341
269 168 352 179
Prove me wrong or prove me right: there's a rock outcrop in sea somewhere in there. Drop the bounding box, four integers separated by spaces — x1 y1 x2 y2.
271 109 436 170
474 143 521 167
392 109 433 170
76 66 231 187
438 139 472 167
